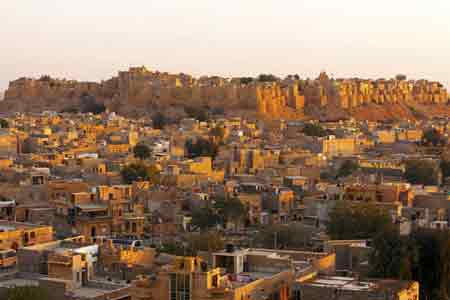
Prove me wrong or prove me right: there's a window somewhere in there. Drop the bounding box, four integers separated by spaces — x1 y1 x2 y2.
30 232 36 239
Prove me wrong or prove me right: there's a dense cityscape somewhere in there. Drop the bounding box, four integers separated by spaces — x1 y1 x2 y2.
2 0 450 299
0 66 448 300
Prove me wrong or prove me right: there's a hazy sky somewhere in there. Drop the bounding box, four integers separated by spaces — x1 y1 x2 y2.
2 0 450 92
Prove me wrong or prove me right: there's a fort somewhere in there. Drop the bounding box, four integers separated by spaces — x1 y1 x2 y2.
2 66 449 120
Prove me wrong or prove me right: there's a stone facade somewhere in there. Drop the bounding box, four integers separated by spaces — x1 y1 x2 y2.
2 68 448 119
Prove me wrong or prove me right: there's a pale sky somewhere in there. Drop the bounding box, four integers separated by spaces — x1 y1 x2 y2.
1 0 450 93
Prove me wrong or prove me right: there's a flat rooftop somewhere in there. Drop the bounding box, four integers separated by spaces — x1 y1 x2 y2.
227 271 279 289
70 286 121 298
213 249 290 260
23 237 93 252
0 221 48 232
0 278 39 288
304 276 375 291
0 276 128 299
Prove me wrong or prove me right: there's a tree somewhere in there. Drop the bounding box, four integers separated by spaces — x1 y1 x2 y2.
214 197 248 227
186 232 225 254
302 123 328 137
133 144 151 160
422 128 446 147
39 75 52 82
191 197 247 230
239 77 254 85
60 106 79 114
0 118 9 128
253 224 318 249
152 112 168 130
210 126 225 143
395 74 407 81
370 228 450 300
257 74 278 82
185 138 219 159
184 106 209 122
80 93 106 114
441 159 450 178
405 160 440 185
327 201 394 240
158 240 191 256
411 229 450 300
158 232 225 256
369 228 416 280
337 160 359 178
211 106 225 115
191 207 220 231
121 163 160 184
7 286 48 300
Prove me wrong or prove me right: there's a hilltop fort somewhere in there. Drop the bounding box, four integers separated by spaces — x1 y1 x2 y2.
2 66 449 120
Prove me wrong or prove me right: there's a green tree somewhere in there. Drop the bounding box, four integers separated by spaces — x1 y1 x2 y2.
412 229 450 300
186 232 225 254
0 118 9 128
440 159 450 178
214 197 248 226
211 106 225 116
395 74 407 81
253 224 318 249
39 75 52 82
327 201 394 240
422 128 446 147
133 144 151 160
152 112 168 130
7 286 48 300
210 126 225 143
337 160 359 178
191 197 247 230
257 74 278 82
158 232 225 256
191 207 220 231
405 160 440 185
158 241 188 256
302 123 328 137
80 93 106 114
370 228 450 300
60 106 79 114
369 228 417 280
184 106 210 122
185 138 219 159
121 163 160 184
239 77 254 85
